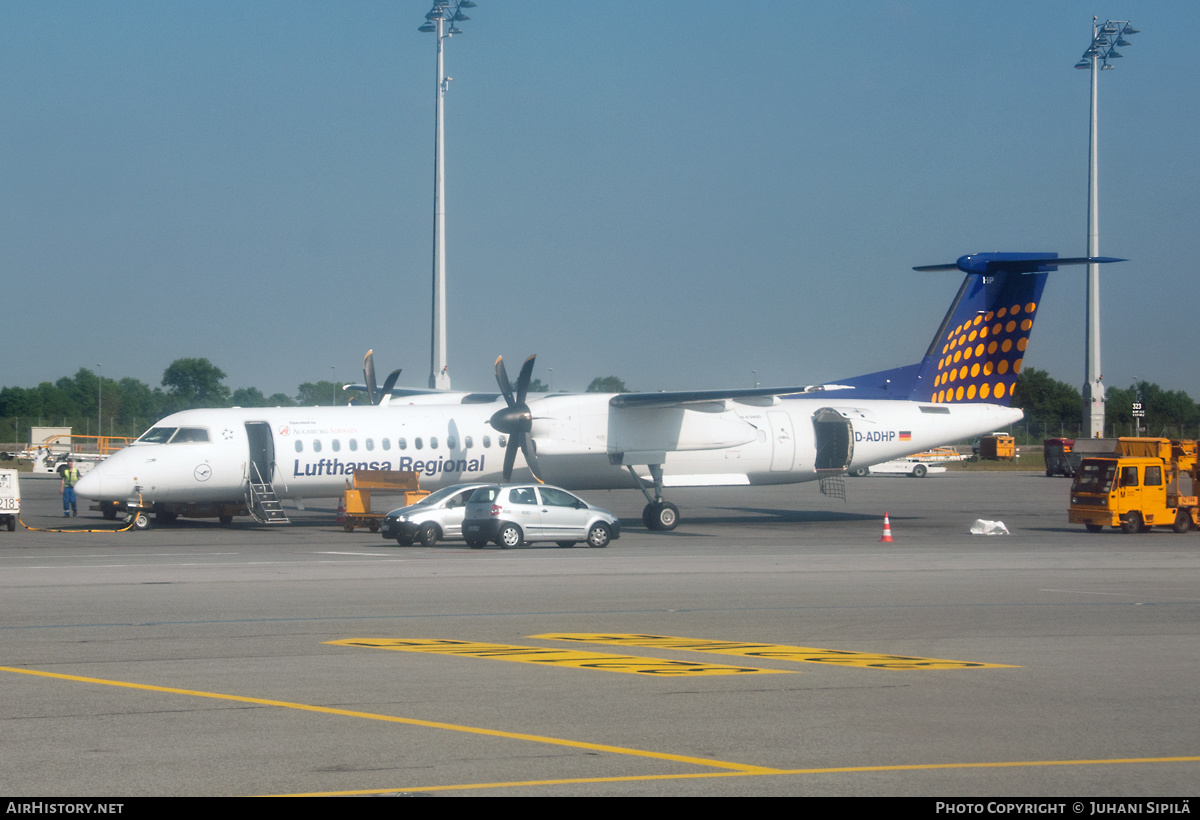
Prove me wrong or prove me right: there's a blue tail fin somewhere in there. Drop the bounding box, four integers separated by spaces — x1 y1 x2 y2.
834 252 1123 405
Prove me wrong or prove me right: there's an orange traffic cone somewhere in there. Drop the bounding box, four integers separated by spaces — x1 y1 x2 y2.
880 512 894 542
336 496 346 524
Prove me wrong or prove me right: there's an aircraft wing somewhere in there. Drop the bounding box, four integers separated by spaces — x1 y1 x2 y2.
344 383 454 398
608 385 826 409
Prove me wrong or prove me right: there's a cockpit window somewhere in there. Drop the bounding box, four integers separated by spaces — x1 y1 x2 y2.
170 427 210 443
138 427 177 444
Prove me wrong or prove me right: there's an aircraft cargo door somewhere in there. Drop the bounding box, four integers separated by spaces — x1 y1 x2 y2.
812 408 854 472
245 422 276 485
768 411 795 471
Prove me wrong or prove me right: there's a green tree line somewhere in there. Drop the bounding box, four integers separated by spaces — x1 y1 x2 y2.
6 359 1197 443
1 358 347 440
1011 368 1200 441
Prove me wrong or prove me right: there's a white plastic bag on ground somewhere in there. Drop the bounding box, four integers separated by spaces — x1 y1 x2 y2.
970 519 1009 535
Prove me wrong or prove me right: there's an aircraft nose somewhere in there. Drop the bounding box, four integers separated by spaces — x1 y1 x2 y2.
74 463 134 500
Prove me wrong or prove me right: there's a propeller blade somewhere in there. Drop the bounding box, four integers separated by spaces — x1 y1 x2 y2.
502 436 519 481
363 349 379 406
380 369 402 400
495 356 515 408
515 354 536 405
520 436 543 484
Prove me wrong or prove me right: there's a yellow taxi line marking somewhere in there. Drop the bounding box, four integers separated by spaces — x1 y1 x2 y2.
326 638 797 677
278 755 1200 796
0 665 778 775
530 633 1018 670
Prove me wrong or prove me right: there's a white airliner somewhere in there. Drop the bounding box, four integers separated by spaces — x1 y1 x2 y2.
76 252 1121 530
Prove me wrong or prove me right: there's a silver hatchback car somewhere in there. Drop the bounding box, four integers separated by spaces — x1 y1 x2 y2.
461 484 621 549
380 483 493 547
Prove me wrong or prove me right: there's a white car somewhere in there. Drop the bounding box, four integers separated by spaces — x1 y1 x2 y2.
380 483 493 547
461 484 621 549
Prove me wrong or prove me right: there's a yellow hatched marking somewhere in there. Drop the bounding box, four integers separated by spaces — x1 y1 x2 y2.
326 638 794 677
530 633 1018 670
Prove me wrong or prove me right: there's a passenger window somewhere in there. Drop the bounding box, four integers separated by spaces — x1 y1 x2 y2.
539 487 579 507
415 438 423 450
447 436 457 449
332 439 341 452
509 488 537 505
398 437 407 450
382 438 391 450
365 438 374 451
295 440 303 453
499 435 507 448
465 436 473 449
313 439 322 453
349 439 358 452
483 436 491 448
430 437 439 449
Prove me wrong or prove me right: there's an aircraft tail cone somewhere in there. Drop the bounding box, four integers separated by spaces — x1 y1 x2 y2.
880 512 894 543
336 497 346 524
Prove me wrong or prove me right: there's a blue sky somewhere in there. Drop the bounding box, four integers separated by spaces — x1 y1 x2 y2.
2 1 1195 402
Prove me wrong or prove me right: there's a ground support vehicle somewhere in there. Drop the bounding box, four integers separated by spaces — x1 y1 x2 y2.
975 433 1016 461
1044 438 1076 476
343 470 428 533
0 469 19 532
848 446 961 477
1069 438 1198 534
1048 437 1121 478
380 482 492 547
462 484 621 549
2 433 130 476
851 459 946 478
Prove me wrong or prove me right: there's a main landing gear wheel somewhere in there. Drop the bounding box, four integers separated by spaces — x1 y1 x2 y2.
643 501 679 531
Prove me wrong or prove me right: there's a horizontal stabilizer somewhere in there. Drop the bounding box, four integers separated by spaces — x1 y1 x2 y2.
914 252 1125 275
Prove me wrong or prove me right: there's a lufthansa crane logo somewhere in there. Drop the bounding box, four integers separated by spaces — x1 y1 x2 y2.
194 464 212 482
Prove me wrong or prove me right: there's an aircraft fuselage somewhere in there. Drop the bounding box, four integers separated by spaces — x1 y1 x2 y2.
76 394 1021 510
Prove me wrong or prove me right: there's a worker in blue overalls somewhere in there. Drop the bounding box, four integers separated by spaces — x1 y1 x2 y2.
60 461 80 517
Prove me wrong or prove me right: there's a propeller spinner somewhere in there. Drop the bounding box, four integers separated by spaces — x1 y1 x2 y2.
489 354 542 482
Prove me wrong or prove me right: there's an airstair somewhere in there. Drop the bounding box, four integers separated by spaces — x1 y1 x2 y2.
246 462 289 524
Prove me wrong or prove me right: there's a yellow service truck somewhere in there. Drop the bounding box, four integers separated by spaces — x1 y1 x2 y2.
1069 438 1198 534
976 433 1016 461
